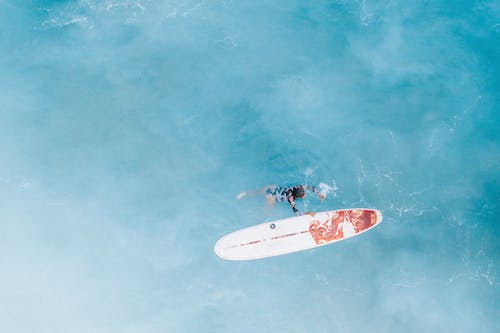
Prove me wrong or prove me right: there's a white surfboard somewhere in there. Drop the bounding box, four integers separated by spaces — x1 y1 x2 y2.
215 208 382 260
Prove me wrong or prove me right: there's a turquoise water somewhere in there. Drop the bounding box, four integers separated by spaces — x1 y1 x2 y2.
1 0 499 332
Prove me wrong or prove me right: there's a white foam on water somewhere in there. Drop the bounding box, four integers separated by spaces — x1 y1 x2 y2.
318 181 337 199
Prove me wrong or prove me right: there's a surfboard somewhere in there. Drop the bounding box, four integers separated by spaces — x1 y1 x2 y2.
214 208 382 260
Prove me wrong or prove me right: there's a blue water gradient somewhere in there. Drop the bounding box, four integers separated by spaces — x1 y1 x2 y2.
1 0 499 332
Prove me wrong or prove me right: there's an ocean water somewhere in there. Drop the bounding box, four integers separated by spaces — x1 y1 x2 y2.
0 0 499 332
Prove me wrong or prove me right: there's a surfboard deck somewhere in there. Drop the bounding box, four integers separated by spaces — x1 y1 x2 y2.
214 208 382 260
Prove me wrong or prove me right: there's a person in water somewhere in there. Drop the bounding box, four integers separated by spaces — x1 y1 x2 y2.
237 184 325 215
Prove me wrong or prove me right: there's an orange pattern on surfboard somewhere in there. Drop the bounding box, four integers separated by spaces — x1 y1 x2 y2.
309 209 377 245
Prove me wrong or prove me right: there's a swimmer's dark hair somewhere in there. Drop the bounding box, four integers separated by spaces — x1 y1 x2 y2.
292 187 306 198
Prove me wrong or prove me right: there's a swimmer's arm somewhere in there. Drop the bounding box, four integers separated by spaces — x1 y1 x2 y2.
287 196 300 215
306 185 325 201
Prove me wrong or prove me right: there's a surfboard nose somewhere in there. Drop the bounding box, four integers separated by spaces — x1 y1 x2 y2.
376 210 383 223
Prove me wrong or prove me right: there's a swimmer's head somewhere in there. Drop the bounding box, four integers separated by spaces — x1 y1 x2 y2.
292 187 306 198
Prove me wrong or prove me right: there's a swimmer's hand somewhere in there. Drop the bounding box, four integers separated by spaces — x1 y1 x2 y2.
236 192 247 200
317 193 326 201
